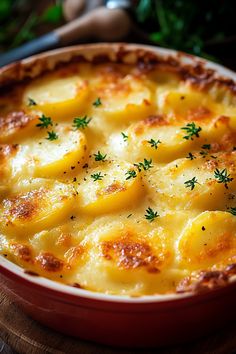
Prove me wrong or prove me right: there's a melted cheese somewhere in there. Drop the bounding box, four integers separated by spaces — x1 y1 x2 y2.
0 61 236 296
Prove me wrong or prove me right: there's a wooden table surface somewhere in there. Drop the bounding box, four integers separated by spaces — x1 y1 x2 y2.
0 289 236 354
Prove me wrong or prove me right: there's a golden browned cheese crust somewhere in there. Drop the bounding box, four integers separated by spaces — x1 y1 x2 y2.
0 48 236 296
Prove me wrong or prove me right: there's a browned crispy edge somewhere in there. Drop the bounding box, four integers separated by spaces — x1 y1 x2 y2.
176 264 236 294
0 44 236 95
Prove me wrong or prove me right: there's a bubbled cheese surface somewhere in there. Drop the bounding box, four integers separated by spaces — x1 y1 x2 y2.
0 62 236 296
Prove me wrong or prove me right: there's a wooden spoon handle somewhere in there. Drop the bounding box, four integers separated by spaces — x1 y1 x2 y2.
56 6 131 44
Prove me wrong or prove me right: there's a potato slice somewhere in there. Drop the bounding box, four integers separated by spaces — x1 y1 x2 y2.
63 217 175 295
91 74 154 121
157 89 213 120
0 179 76 237
11 124 87 178
128 119 200 163
109 115 234 164
77 161 143 215
0 144 19 197
178 211 236 269
24 75 90 120
149 152 236 211
0 111 37 143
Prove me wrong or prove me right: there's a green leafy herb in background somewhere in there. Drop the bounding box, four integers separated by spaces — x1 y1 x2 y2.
0 0 63 51
1 0 236 62
41 3 62 24
135 0 236 60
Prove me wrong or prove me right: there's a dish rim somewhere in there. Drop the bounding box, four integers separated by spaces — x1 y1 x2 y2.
0 42 236 304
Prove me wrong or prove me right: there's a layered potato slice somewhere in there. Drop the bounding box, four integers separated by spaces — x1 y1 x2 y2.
177 211 236 270
0 144 18 196
24 74 90 120
77 161 143 215
156 89 214 121
10 123 87 179
148 152 236 211
112 116 200 163
0 110 37 143
108 114 234 164
0 179 76 237
64 217 183 295
89 68 155 122
156 85 236 130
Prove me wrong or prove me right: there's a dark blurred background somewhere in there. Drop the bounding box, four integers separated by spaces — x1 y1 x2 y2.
1 0 236 69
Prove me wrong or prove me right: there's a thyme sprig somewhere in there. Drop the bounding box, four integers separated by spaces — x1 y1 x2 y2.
28 97 37 106
186 152 196 160
73 116 92 130
91 172 104 181
94 151 107 162
134 158 153 172
229 207 236 216
46 131 58 141
121 132 128 142
184 177 199 190
147 138 161 149
181 122 202 140
145 207 159 222
93 97 102 107
36 114 53 129
125 170 137 180
214 168 233 188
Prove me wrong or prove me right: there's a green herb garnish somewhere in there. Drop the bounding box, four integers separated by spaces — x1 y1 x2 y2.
73 116 92 130
121 132 128 142
199 150 208 158
181 122 202 140
36 114 53 129
134 158 153 172
94 151 107 162
91 172 103 181
214 168 233 187
147 138 161 149
229 207 236 216
125 170 137 180
46 131 58 141
184 177 199 190
202 144 211 150
186 152 196 160
145 207 159 222
93 97 102 107
27 97 37 106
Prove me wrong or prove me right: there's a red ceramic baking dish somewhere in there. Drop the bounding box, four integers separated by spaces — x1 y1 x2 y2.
0 44 236 348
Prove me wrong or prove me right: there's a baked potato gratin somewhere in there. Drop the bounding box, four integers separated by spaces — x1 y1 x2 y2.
1 51 236 296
